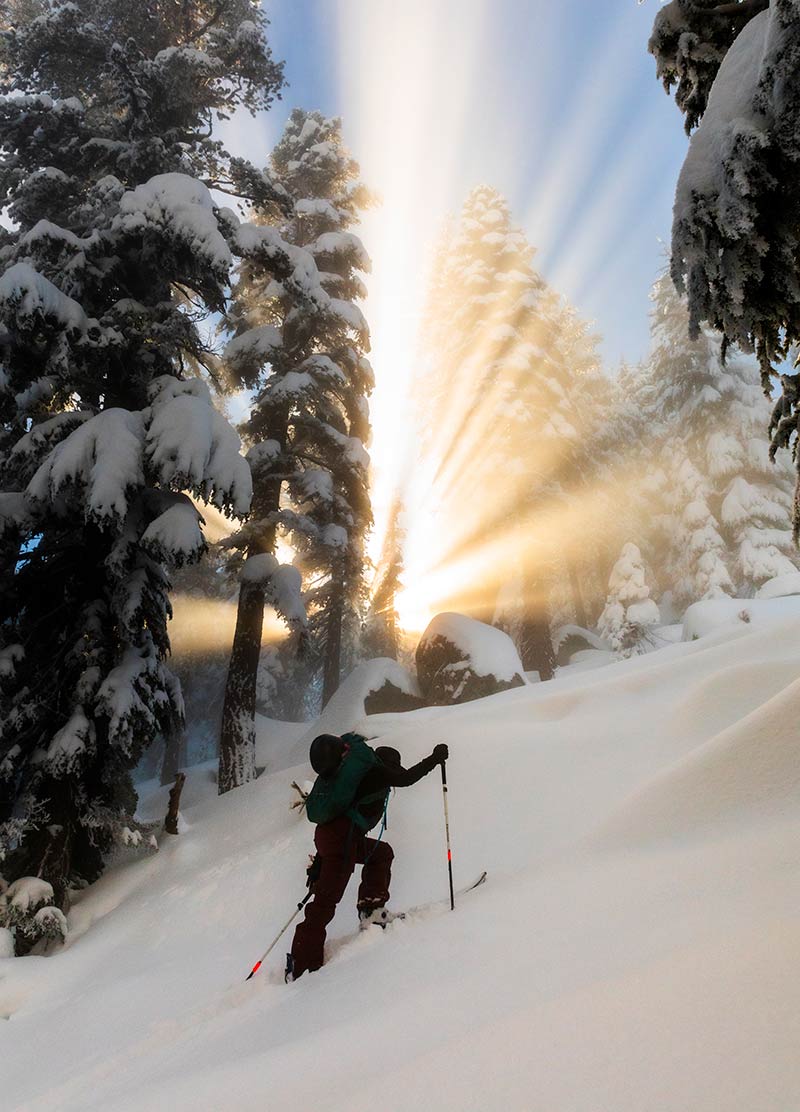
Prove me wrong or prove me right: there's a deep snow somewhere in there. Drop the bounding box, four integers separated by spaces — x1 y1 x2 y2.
4 613 800 1110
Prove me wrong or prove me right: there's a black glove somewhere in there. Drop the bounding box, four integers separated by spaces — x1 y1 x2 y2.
432 743 449 765
306 853 321 889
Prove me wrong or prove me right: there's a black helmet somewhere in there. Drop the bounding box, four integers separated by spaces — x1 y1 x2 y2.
309 734 345 777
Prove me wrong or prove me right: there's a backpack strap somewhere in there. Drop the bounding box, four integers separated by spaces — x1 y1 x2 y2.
362 795 390 865
346 787 389 831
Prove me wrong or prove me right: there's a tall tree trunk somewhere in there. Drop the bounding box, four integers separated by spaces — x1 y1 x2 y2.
218 581 265 793
160 724 187 787
322 571 344 707
163 772 186 835
218 411 287 794
567 557 588 629
519 570 555 681
385 591 398 660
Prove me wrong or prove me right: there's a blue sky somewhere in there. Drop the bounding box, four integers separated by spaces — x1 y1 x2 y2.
245 0 689 369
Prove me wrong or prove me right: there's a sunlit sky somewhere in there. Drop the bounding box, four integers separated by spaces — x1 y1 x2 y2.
221 0 690 626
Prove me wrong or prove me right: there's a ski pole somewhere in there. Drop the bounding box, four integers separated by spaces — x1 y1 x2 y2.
245 890 313 981
440 760 455 911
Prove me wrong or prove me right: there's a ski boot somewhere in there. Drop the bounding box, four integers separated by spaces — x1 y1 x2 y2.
358 906 405 931
284 953 296 983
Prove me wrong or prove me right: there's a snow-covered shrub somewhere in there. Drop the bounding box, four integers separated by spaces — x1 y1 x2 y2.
416 614 526 705
0 878 67 956
598 545 660 658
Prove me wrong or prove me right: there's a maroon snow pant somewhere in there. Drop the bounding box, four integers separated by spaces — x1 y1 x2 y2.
290 815 393 977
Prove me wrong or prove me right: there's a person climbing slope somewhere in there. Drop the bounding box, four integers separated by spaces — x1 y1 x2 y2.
287 732 448 981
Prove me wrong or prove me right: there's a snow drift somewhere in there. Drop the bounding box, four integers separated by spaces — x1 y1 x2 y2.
4 611 800 1110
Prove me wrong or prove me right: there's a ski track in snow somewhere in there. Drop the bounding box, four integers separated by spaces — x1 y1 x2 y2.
4 615 800 1109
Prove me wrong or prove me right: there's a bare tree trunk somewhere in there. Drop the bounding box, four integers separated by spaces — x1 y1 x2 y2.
519 570 555 681
164 772 186 835
385 593 398 660
322 572 344 707
567 558 588 629
160 725 187 787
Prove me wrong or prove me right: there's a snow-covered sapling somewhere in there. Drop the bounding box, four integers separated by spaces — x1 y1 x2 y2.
599 544 661 658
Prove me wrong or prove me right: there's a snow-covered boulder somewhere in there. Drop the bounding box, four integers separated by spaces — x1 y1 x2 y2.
292 658 424 761
416 613 526 706
755 573 800 601
322 658 423 727
363 666 427 716
553 624 609 666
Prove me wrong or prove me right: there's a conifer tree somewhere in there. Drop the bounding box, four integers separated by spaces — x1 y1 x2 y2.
648 276 798 602
417 186 599 679
363 500 405 661
0 0 320 912
220 109 373 783
598 543 660 658
650 1 800 521
585 358 660 612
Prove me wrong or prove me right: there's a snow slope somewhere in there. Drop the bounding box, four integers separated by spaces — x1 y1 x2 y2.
4 615 800 1110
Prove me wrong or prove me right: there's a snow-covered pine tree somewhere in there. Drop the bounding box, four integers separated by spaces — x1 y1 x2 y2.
0 0 320 916
363 499 405 661
587 358 665 610
220 109 373 784
417 186 599 680
647 275 798 603
598 543 660 658
545 297 610 629
666 450 734 605
649 2 800 524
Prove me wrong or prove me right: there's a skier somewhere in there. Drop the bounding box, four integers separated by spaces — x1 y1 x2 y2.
287 733 449 980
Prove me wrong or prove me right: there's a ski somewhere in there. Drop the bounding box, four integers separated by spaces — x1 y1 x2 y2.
369 871 488 924
455 869 488 898
414 869 487 912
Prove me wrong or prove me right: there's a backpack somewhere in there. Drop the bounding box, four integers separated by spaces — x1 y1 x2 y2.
305 733 388 831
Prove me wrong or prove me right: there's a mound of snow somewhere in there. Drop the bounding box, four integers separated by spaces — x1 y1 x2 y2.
8 616 800 1110
756 572 800 601
682 596 800 641
598 674 800 847
558 648 616 675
